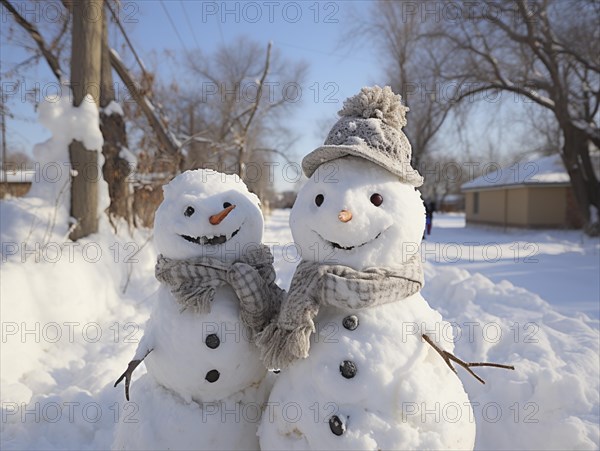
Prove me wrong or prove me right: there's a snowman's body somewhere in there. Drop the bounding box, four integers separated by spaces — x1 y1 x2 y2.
258 157 476 450
114 170 271 450
260 297 474 450
142 284 265 403
113 372 270 451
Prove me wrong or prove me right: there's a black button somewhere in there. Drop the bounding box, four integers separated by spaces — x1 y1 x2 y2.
205 334 220 349
339 360 357 379
205 369 220 383
329 415 345 436
342 315 359 330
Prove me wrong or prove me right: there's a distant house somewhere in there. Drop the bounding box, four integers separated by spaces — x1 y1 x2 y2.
0 170 35 198
461 154 583 229
438 194 465 212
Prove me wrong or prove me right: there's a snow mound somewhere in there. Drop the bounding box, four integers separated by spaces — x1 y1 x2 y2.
1 96 156 450
422 263 599 450
1 95 108 248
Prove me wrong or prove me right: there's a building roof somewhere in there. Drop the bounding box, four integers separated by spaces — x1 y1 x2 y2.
0 170 35 183
442 194 464 202
461 154 570 191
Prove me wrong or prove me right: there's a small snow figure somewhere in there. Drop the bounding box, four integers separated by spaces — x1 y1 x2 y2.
113 169 282 451
249 86 512 450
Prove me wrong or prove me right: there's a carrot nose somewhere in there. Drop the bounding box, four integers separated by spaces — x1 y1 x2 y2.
338 210 352 223
209 204 236 225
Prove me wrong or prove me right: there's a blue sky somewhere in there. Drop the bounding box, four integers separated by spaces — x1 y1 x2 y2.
127 1 382 163
1 0 532 190
2 1 384 185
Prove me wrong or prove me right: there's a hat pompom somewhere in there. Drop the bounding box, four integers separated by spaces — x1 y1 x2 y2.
338 85 408 130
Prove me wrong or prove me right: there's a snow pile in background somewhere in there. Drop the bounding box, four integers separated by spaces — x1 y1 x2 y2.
0 97 155 449
1 227 157 449
427 213 600 320
1 95 108 248
29 94 107 215
423 264 599 450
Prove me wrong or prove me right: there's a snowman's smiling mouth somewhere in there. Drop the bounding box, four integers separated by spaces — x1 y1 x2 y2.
314 228 387 251
180 226 241 246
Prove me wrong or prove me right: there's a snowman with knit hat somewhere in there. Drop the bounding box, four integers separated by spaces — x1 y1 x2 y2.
228 86 513 450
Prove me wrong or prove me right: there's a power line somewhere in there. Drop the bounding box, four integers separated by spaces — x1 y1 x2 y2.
105 0 148 75
179 1 200 49
160 0 189 54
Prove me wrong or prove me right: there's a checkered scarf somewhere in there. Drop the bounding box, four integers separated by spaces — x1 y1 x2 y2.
257 253 424 370
155 245 278 328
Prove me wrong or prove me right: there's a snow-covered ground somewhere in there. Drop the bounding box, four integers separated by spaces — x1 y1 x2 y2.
425 213 600 320
2 203 599 449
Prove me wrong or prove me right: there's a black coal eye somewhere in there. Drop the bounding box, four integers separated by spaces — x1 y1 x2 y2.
223 202 232 209
184 206 195 217
315 194 324 207
370 193 383 207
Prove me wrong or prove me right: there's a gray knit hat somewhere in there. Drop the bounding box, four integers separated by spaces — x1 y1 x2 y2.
302 85 423 186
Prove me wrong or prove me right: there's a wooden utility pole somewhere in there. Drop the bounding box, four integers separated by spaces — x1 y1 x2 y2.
0 49 7 191
0 94 8 183
99 4 133 225
69 0 103 240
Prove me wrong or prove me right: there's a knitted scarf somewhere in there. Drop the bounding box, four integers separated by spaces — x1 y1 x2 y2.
155 244 276 316
256 253 424 370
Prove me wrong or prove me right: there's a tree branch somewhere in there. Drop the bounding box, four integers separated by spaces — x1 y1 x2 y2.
422 334 515 384
453 80 556 111
105 0 148 75
109 49 180 157
242 42 272 137
1 0 64 82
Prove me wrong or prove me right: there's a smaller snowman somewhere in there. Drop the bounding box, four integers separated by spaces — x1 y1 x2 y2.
238 86 512 450
113 169 282 451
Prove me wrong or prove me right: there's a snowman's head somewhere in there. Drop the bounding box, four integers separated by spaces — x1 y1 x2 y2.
290 156 424 269
154 169 263 261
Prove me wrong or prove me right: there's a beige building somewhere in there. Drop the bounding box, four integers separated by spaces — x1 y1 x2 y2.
0 170 34 199
461 155 583 229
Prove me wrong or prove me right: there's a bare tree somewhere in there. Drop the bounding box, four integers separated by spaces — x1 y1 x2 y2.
2 150 33 168
185 37 308 181
348 1 460 168
109 49 181 159
0 0 68 82
99 9 133 226
521 105 563 157
424 0 600 233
